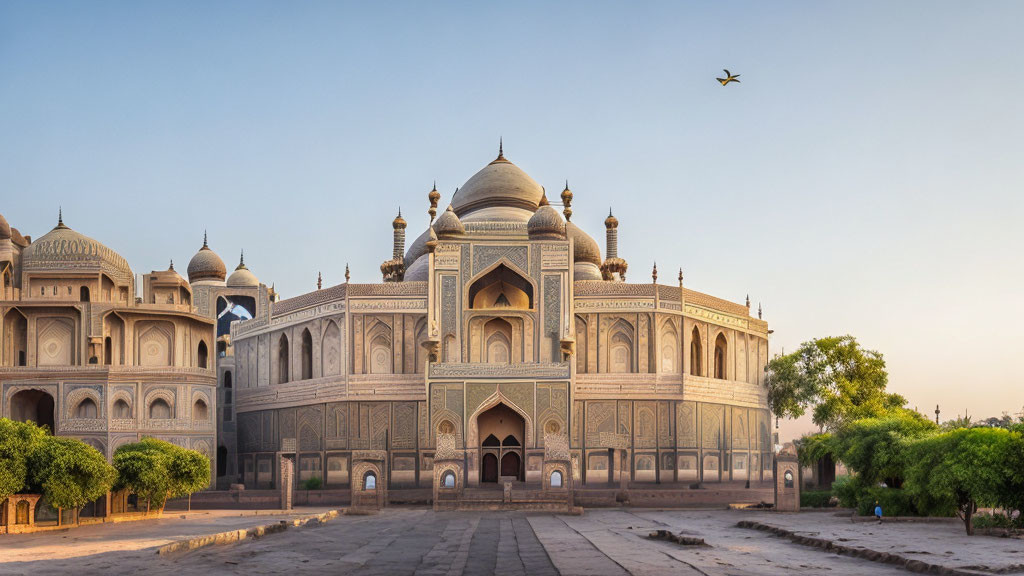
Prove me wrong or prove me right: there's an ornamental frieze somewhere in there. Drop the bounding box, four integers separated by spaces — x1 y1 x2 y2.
349 299 427 311
574 300 655 311
429 362 570 379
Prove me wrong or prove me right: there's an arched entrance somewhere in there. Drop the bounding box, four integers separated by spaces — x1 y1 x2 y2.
476 403 525 482
10 389 55 432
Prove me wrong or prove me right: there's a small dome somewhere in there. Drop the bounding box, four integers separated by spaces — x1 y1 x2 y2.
566 222 601 266
0 213 10 240
435 205 465 238
187 233 226 284
393 210 407 229
227 251 259 287
527 194 565 239
404 254 429 281
604 209 619 229
574 262 603 281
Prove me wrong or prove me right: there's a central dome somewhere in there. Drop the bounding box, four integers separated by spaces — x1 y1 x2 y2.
450 150 544 221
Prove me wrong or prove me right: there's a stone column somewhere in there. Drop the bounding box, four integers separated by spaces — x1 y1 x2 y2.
280 457 294 511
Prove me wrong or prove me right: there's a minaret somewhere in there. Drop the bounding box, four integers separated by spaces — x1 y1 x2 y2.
600 209 628 281
380 209 408 282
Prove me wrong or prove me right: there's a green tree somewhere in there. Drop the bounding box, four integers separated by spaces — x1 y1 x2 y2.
113 438 209 512
904 427 1023 535
0 418 47 502
26 435 116 510
833 410 937 489
765 335 905 430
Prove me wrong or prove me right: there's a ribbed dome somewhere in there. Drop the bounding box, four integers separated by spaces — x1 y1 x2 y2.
527 195 566 239
21 218 133 283
227 252 259 287
450 151 544 219
0 213 10 240
566 222 601 266
435 205 465 238
187 234 226 284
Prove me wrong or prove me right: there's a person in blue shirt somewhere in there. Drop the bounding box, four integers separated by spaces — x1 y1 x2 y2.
874 501 883 524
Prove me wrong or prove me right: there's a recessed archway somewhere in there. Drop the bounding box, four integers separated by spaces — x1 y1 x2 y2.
468 264 533 309
10 389 55 432
476 402 525 482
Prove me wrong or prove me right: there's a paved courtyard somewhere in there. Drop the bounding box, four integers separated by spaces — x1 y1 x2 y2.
2 508 1022 575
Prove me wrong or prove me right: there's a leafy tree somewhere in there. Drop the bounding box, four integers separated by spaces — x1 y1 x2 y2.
26 435 116 510
904 427 1024 535
0 418 47 502
832 410 937 489
765 335 905 430
114 438 209 512
796 432 836 468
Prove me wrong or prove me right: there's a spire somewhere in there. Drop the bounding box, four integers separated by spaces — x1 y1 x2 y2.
560 181 573 222
317 271 323 290
202 230 209 249
237 250 246 270
746 294 750 308
345 263 350 284
652 261 658 284
758 303 763 319
169 259 174 271
58 207 64 228
678 268 684 287
498 137 504 159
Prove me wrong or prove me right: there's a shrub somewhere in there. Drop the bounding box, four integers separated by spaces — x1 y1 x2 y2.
855 486 924 517
26 435 116 510
800 489 834 508
114 438 210 511
830 474 859 508
302 476 323 490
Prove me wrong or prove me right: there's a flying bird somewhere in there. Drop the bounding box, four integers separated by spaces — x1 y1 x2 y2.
716 69 740 86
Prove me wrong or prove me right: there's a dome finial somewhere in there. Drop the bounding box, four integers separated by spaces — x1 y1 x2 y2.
317 271 323 290
498 137 504 159
169 259 174 271
345 263 350 283
746 294 750 308
238 250 246 269
652 261 658 284
539 187 549 206
561 180 573 222
758 302 763 319
203 230 209 249
58 206 63 226
678 267 684 287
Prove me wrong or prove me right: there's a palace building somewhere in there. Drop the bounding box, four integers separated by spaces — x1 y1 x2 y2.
1 145 773 501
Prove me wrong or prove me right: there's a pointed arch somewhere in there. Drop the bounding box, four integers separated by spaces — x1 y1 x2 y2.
3 309 27 367
690 325 703 376
197 340 209 369
277 333 290 384
660 318 680 374
321 320 342 377
468 262 534 309
414 317 428 371
483 318 512 364
300 327 313 380
714 332 728 380
574 315 588 374
607 318 634 374
365 320 393 374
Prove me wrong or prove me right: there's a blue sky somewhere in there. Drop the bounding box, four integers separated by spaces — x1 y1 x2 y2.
1 1 1022 438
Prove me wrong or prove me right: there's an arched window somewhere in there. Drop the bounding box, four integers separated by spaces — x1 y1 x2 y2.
501 434 520 447
364 472 377 490
197 341 208 369
300 328 313 380
550 470 563 488
193 399 209 421
277 334 290 384
75 398 98 419
80 286 90 302
714 333 727 379
690 326 702 376
482 434 500 447
224 371 232 388
113 399 131 419
149 398 171 419
441 471 456 488
661 324 679 374
104 337 112 366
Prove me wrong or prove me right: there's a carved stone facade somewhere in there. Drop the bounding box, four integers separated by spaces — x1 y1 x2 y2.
0 214 226 486
227 148 773 499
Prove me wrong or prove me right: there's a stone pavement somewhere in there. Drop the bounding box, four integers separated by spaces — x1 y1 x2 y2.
3 508 1022 575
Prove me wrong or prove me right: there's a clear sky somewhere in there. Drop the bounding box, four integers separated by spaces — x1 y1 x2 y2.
2 1 1022 440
